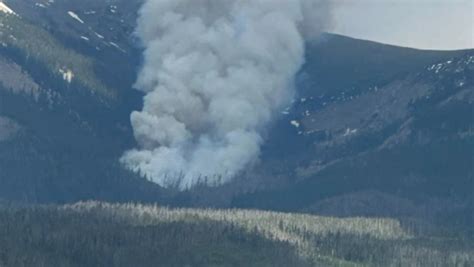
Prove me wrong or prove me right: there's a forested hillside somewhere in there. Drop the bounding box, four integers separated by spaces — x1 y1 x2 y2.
0 202 472 267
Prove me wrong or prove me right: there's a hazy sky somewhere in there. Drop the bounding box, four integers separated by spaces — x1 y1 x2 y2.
332 0 473 50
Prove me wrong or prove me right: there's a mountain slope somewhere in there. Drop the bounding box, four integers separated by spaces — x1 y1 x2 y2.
0 0 164 203
230 51 474 235
1 202 472 267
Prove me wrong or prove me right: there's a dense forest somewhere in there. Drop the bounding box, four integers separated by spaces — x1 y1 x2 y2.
0 202 472 267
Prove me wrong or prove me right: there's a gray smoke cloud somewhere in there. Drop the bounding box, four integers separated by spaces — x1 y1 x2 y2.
121 0 333 189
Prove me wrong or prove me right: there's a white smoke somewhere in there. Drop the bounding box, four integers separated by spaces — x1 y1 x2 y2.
122 0 332 189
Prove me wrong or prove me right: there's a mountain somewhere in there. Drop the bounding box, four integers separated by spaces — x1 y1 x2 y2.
0 0 472 237
182 36 473 235
232 37 473 225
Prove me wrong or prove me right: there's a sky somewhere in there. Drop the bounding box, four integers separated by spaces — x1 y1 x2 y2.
332 0 473 50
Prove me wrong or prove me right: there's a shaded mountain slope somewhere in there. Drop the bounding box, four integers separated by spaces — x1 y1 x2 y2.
0 0 164 203
231 52 474 235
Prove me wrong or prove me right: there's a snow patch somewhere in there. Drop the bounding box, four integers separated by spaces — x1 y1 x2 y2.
343 128 358 137
0 2 15 15
59 69 74 83
68 11 84 24
109 41 125 52
456 79 466 87
94 32 104 39
290 120 300 128
109 5 118 14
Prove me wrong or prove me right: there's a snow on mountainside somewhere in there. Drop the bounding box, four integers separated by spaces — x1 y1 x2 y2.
67 11 84 24
0 2 14 15
2 0 139 55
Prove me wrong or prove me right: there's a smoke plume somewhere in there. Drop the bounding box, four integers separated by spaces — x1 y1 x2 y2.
122 0 332 189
